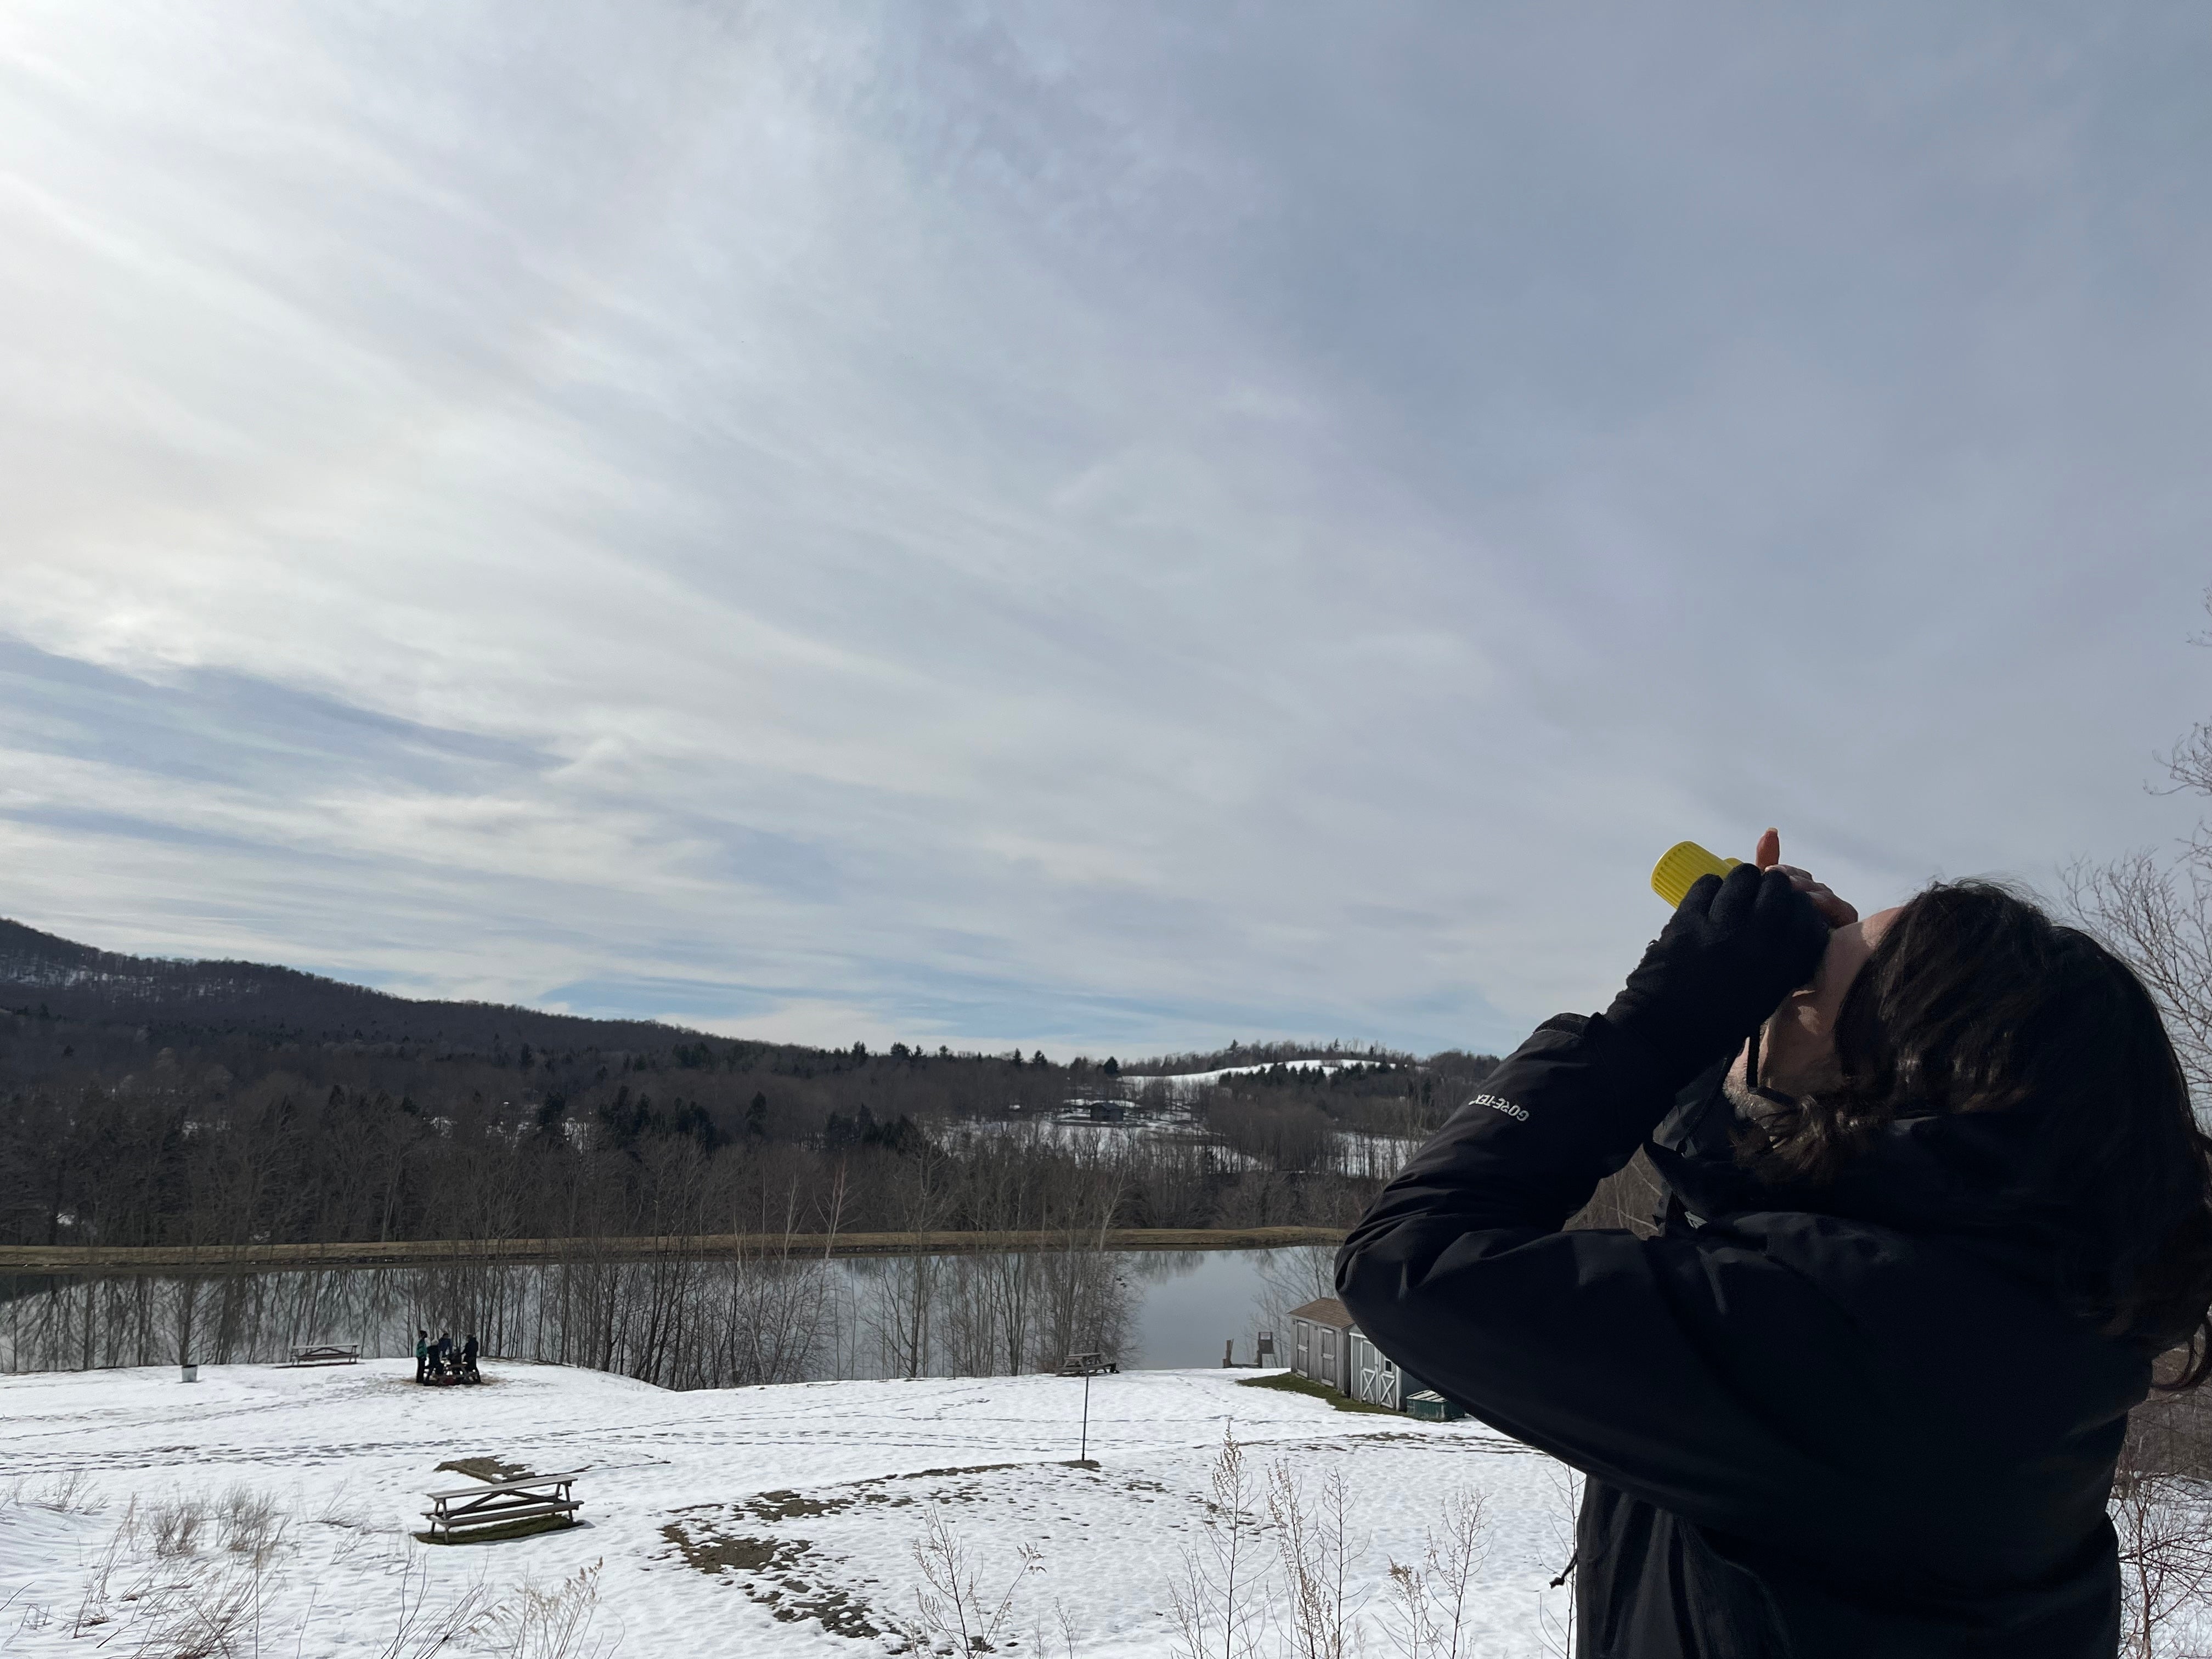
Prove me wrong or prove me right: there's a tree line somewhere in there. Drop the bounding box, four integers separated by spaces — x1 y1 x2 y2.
0 991 1498 1252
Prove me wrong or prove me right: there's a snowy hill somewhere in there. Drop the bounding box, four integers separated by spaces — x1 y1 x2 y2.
0 1362 1577 1657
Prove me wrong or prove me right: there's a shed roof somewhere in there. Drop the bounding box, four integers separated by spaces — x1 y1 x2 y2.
1286 1297 1355 1329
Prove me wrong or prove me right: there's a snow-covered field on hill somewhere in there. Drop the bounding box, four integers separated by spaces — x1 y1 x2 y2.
0 1361 1577 1657
1125 1059 1386 1096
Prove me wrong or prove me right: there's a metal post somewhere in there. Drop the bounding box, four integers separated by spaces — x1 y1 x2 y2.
1064 1350 1105 1466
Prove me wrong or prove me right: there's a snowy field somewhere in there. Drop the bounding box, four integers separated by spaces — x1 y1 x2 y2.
0 1361 1579 1657
1124 1059 1386 1096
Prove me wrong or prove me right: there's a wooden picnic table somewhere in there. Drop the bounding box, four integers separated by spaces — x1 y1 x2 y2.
289 1344 361 1366
421 1471 583 1540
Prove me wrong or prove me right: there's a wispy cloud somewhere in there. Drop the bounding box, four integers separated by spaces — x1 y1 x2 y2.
2 3 2207 1053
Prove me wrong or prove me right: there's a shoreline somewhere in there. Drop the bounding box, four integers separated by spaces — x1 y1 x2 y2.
0 1224 1345 1276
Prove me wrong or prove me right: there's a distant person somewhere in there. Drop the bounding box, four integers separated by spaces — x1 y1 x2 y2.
414 1328 428 1385
1338 834 2212 1657
437 1330 453 1373
461 1333 479 1382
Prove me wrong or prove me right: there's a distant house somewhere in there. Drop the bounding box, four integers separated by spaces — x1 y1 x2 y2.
1287 1296 1410 1411
1060 1098 1128 1124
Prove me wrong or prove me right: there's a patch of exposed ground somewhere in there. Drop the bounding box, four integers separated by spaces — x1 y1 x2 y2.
658 1521 881 1639
375 1374 505 1394
435 1455 531 1482
660 1459 1187 1643
726 1461 1028 1523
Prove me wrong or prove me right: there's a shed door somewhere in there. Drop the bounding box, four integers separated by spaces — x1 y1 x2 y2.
1318 1326 1338 1389
1294 1320 1311 1378
1354 1338 1397 1407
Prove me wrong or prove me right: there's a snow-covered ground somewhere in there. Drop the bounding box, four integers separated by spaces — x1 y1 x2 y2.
0 1361 1578 1657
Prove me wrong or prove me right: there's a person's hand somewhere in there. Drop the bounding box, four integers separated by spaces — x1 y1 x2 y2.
1753 827 1858 928
1604 859 1832 1089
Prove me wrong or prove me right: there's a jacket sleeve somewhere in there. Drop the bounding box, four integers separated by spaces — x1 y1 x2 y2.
1336 1013 1888 1555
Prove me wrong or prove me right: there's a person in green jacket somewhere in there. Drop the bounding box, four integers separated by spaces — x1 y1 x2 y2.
414 1328 428 1385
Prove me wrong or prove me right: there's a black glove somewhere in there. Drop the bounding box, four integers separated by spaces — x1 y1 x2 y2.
1603 864 1831 1091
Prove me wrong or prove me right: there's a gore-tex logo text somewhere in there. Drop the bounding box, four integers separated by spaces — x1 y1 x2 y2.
1471 1092 1528 1122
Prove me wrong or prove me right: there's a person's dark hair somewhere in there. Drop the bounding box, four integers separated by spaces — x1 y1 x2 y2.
1746 879 2212 1389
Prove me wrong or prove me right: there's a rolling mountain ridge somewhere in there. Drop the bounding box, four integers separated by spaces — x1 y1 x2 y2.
0 917 699 1052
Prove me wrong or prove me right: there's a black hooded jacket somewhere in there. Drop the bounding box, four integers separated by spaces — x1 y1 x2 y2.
1336 1012 2149 1658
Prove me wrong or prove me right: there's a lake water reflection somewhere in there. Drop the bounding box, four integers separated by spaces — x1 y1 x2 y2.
1133 1248 1309 1366
0 1245 1338 1385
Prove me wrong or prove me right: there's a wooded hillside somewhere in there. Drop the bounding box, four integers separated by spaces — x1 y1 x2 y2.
0 920 1499 1251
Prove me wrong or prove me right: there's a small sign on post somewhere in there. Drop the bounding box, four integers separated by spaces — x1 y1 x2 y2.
1060 1351 1112 1467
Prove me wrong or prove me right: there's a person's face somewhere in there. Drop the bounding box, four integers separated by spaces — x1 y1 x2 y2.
1731 905 1902 1097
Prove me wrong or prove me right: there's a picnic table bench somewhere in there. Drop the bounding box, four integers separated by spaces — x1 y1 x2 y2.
421 1472 583 1541
289 1344 361 1366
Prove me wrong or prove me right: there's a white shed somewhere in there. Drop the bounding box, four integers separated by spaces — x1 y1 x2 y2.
1286 1296 1358 1392
1346 1329 1406 1409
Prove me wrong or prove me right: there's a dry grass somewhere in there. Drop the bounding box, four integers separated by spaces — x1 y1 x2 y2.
150 1496 208 1556
490 1561 616 1659
216 1485 287 1568
27 1467 97 1513
24 1477 615 1659
1237 1372 1397 1414
1170 1425 1499 1659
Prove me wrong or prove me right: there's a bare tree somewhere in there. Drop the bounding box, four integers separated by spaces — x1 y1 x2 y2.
2068 594 2212 1102
2070 846 2212 1102
1537 1465 1583 1659
2111 1389 2212 1659
168 1274 207 1372
1380 1488 1489 1659
2111 1466 2212 1658
862 1142 952 1378
900 1505 1041 1655
1269 1461 1368 1659
2046 598 2212 1656
1169 1425 1269 1659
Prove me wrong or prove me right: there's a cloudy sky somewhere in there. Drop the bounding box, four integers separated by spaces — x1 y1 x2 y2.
3 3 2209 1056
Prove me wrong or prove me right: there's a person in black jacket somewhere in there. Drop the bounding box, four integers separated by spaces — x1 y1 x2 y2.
1338 834 2212 1658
